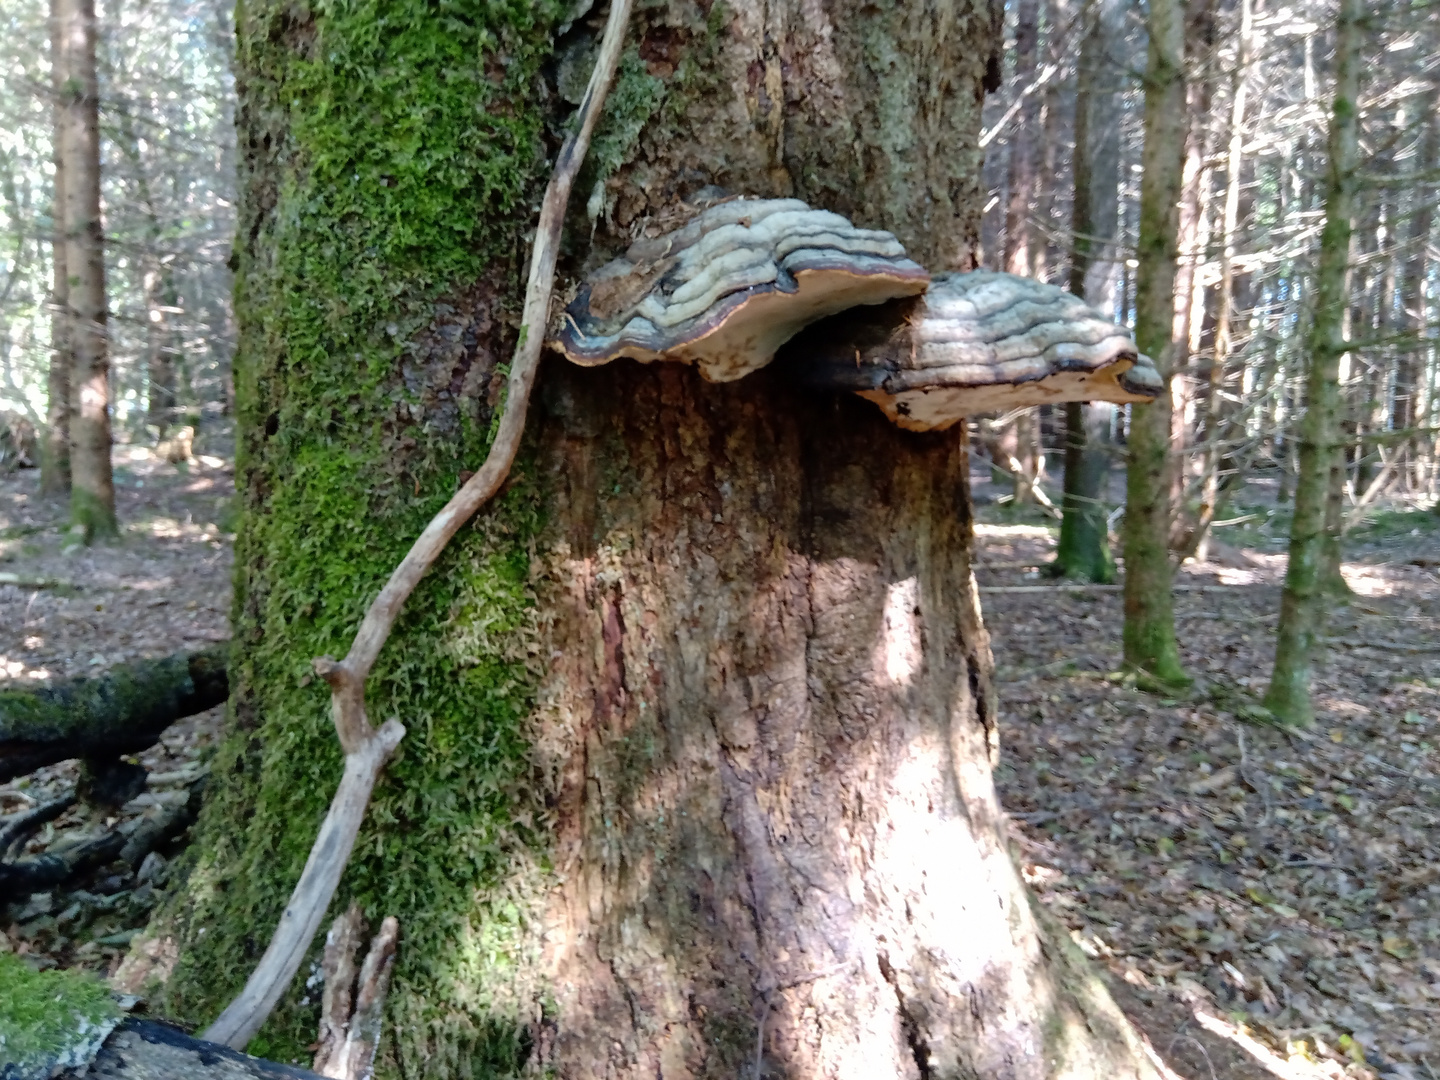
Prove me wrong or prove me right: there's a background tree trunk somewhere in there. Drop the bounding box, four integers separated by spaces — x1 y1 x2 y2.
148 2 1163 1076
1122 0 1188 686
1265 0 1364 726
1056 0 1122 583
57 0 116 539
42 0 71 495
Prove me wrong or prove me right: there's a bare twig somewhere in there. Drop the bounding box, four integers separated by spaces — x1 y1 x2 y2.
202 0 634 1049
333 916 400 1080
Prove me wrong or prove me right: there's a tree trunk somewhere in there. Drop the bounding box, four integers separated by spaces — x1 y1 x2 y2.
1167 0 1216 520
1122 0 1188 686
43 0 71 496
1055 0 1121 583
1004 0 1039 279
1265 0 1363 726
1195 0 1252 563
147 2 1163 1076
57 0 116 540
1395 100 1437 487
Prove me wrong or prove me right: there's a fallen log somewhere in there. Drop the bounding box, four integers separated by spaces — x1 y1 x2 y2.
0 645 229 783
63 1018 324 1079
0 780 203 892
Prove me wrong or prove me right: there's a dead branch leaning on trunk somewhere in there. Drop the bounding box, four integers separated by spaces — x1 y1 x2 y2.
201 0 635 1050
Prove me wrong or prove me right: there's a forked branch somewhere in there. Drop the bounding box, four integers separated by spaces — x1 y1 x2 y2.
202 0 635 1049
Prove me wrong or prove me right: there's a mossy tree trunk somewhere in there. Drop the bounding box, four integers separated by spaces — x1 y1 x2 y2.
150 2 1164 1077
1264 0 1362 726
1121 0 1187 686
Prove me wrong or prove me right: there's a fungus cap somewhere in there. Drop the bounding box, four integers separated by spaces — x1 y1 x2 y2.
549 198 930 382
787 270 1162 430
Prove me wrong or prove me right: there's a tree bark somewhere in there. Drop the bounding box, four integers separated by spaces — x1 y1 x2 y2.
1055 0 1121 583
1004 0 1039 279
43 0 72 496
1194 0 1252 563
56 0 116 540
148 2 1164 1076
1122 0 1188 686
1264 0 1364 726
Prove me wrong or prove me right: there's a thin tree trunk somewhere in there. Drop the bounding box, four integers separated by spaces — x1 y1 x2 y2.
1056 0 1121 582
57 0 116 540
1122 0 1188 686
1195 0 1252 562
1169 0 1217 519
42 0 71 495
1264 0 1364 726
1396 102 1437 486
1004 0 1039 279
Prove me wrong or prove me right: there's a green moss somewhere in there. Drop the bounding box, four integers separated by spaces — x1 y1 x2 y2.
149 0 568 1073
0 954 122 1076
70 487 119 544
584 47 666 192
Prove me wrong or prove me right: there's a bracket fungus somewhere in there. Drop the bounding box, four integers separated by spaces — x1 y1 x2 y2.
785 270 1163 431
548 198 930 382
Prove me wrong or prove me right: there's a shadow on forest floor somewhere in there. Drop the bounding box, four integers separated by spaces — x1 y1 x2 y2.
979 484 1440 1080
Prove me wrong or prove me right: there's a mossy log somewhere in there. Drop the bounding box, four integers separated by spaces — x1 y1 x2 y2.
60 1019 323 1080
0 645 229 783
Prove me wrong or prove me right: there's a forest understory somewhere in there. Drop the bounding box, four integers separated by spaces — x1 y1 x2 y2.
2 450 1439 1080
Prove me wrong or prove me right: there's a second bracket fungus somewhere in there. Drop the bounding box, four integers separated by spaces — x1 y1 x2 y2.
548 198 930 382
786 270 1163 431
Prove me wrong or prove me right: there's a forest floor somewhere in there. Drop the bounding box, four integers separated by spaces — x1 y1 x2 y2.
980 485 1440 1080
3 449 1439 1080
0 446 233 980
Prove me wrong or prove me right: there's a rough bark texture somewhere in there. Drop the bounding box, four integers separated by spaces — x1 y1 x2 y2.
146 1 1162 1076
1265 0 1362 726
0 645 228 782
1121 0 1187 686
1055 402 1115 583
56 0 116 539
